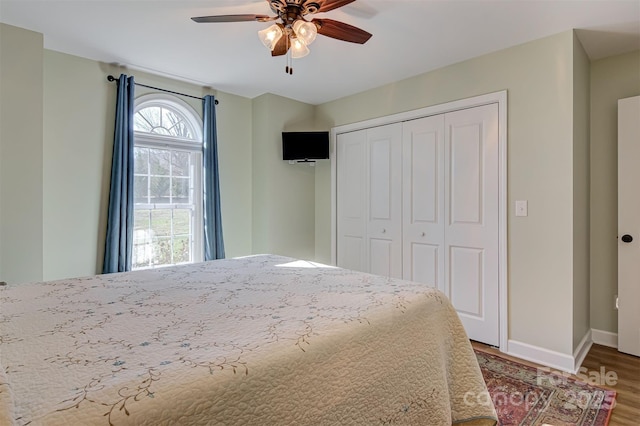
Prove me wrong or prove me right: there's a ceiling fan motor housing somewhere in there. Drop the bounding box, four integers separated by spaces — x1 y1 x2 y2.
270 1 321 22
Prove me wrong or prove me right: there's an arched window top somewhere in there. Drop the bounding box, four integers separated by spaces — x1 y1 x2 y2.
134 94 202 143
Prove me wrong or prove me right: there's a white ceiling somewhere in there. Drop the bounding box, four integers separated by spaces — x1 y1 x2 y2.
1 0 639 105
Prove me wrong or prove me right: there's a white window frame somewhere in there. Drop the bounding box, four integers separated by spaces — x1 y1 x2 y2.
133 94 204 269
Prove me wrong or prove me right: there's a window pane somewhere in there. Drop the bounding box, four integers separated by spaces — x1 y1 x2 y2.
135 104 198 141
133 210 153 269
134 209 151 231
150 177 170 203
172 151 189 177
132 230 154 269
137 106 160 129
152 127 171 136
151 209 172 237
152 237 173 266
162 108 195 139
173 236 191 264
134 176 149 203
134 111 154 133
172 121 193 140
149 149 171 175
162 108 181 132
172 178 189 204
134 147 149 174
173 209 190 235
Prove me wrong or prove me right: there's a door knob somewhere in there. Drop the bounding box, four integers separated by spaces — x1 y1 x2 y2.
621 234 633 243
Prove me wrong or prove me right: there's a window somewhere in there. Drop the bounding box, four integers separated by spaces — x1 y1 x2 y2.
132 94 203 270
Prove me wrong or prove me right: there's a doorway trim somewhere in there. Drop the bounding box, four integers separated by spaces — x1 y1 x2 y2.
330 90 508 351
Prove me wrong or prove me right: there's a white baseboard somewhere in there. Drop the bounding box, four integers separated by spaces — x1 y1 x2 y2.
506 339 578 374
591 328 618 348
573 330 593 373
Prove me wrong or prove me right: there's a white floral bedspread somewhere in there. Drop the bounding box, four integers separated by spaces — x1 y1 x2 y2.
0 254 497 425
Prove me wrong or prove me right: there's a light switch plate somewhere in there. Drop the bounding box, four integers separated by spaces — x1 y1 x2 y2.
515 200 528 217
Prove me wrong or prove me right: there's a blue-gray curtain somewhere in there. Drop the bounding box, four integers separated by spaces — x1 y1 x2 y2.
203 95 225 260
103 74 135 273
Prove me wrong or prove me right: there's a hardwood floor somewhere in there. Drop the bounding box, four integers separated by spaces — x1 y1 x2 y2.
471 342 640 426
582 345 640 426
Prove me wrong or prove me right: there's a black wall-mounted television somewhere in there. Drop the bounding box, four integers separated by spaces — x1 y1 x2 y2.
282 131 330 161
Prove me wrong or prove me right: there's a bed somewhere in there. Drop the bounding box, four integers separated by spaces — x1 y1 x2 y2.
0 254 497 425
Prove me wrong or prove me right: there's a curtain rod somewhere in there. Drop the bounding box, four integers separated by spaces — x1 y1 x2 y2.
107 75 218 105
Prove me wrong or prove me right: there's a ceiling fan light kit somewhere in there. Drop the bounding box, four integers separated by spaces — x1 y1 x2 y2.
192 0 371 75
292 19 318 45
290 37 311 58
258 23 284 50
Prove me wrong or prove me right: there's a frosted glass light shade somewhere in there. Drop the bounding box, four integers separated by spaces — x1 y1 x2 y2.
258 24 283 51
290 38 310 58
293 20 317 45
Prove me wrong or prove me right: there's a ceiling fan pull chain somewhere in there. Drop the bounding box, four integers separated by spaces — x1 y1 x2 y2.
285 36 290 74
286 43 293 75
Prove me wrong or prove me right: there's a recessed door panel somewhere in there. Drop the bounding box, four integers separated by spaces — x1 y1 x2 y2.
409 243 439 288
450 123 482 225
343 142 364 220
370 238 392 277
449 246 483 317
341 236 364 272
411 130 439 224
369 139 392 220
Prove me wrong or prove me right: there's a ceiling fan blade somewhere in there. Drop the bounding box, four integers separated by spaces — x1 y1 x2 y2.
312 18 372 44
317 0 356 13
191 14 273 23
271 36 290 56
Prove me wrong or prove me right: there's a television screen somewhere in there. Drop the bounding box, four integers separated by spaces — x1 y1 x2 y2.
282 131 330 161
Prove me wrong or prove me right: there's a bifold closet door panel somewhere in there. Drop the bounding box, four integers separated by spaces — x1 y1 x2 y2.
336 130 367 273
402 115 445 291
444 103 500 347
367 123 403 279
336 124 402 277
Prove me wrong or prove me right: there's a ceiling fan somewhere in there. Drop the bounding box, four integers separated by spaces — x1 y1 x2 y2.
191 0 372 74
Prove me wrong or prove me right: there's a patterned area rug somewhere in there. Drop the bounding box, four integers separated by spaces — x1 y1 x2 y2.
475 349 616 426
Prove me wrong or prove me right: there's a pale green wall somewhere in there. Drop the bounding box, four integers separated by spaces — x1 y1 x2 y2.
590 50 640 334
252 93 317 260
0 24 44 284
0 23 253 283
42 51 114 280
215 91 254 258
316 31 577 355
572 33 591 351
314 159 332 264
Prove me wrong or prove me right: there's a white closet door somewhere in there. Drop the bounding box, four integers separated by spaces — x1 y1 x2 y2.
444 104 499 346
367 123 403 278
402 115 445 290
336 130 367 272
